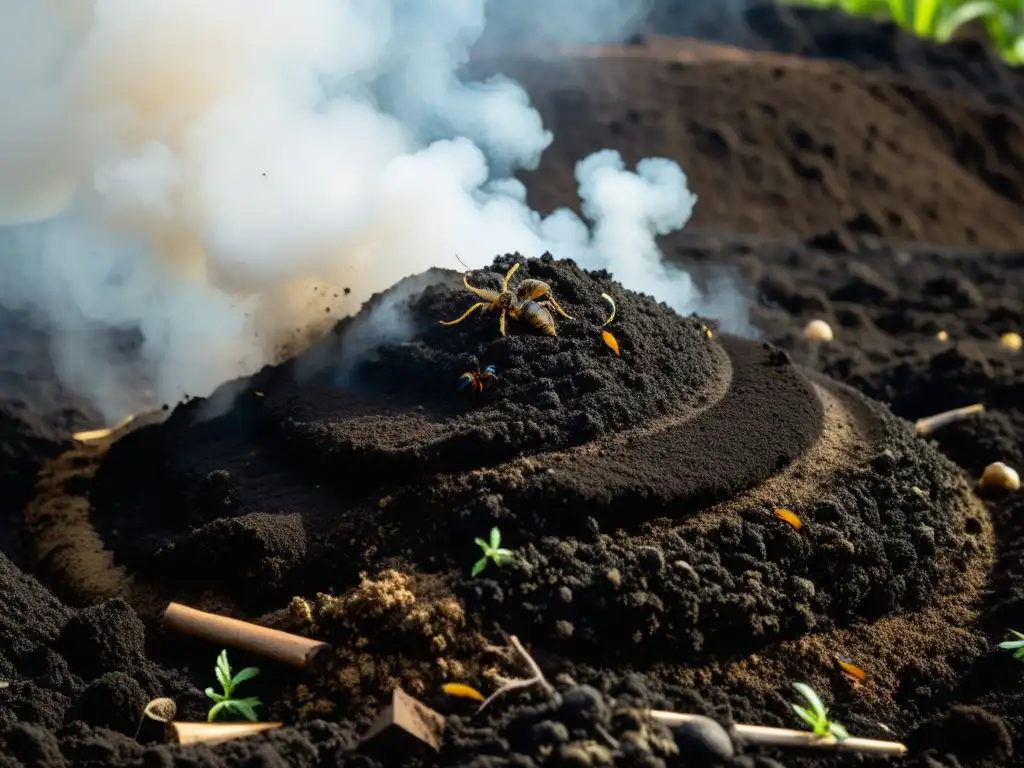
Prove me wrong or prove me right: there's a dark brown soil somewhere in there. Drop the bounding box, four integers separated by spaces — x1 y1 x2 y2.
3 3 1024 768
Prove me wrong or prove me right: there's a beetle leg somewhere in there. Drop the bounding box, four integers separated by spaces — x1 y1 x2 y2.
462 274 500 302
440 302 487 326
501 262 520 292
499 309 507 337
544 296 573 320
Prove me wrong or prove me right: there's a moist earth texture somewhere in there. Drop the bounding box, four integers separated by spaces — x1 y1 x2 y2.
3 3 1024 768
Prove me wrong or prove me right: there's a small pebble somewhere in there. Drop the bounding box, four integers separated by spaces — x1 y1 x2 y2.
804 319 834 342
671 717 735 763
1000 332 1022 351
980 462 1020 492
936 330 949 342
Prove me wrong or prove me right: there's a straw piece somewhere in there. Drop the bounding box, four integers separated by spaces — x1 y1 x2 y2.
169 721 282 745
915 403 984 436
162 602 329 668
73 413 138 442
646 711 907 756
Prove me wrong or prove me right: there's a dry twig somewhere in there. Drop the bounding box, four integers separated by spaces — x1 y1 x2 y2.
477 635 556 712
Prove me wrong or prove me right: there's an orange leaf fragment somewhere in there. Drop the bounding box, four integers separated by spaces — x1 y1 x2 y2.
602 330 620 356
835 655 867 684
442 682 484 701
773 508 802 530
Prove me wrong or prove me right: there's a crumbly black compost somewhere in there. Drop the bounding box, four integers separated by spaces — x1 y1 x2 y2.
259 253 720 484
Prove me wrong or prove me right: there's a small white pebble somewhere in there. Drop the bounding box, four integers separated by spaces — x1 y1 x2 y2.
1000 332 1022 351
980 462 1020 492
804 319 834 342
936 330 949 342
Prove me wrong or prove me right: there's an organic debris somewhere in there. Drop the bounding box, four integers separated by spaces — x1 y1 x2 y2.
441 682 484 702
774 507 803 530
915 403 985 436
835 655 867 685
477 634 556 712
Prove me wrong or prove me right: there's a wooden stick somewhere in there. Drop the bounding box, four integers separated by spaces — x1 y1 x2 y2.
162 602 329 668
169 721 282 745
915 403 984 436
646 711 907 756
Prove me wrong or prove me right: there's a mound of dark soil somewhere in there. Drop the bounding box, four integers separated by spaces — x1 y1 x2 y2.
261 254 721 484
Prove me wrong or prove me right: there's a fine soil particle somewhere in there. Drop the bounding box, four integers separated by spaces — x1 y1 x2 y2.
3 5 1024 768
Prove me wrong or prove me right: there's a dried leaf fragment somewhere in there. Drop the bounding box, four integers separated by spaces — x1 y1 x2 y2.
835 655 866 684
774 508 802 530
602 330 620 356
442 683 484 702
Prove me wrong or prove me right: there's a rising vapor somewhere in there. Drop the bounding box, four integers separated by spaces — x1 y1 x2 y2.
0 0 749 421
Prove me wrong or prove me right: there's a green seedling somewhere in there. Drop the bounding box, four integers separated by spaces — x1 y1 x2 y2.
472 526 514 577
205 650 262 722
790 682 849 740
998 629 1024 659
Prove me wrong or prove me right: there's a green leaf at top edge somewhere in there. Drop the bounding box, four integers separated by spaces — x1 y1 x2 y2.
489 527 501 548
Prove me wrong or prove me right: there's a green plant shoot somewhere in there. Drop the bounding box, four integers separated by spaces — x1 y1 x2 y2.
472 526 514 577
998 629 1024 659
205 650 263 722
790 682 849 740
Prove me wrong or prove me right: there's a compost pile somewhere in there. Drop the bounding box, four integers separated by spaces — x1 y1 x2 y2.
3 3 1024 768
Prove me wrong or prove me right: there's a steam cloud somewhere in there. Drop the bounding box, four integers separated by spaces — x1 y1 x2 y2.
0 0 751 422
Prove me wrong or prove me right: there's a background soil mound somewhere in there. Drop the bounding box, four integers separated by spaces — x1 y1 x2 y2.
470 52 1024 251
647 1 1024 113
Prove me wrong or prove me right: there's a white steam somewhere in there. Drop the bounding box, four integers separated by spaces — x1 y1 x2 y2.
0 0 749 422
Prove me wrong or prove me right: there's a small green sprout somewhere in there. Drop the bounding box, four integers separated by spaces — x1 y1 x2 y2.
205 650 262 722
472 526 514 577
790 682 848 741
998 629 1024 660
